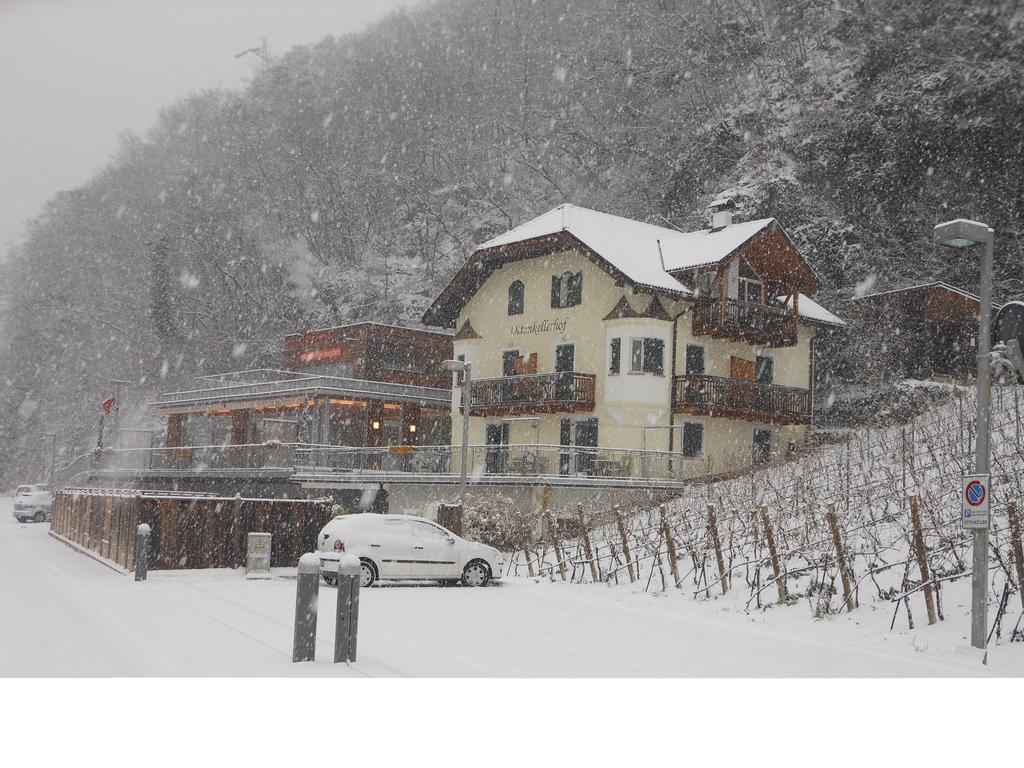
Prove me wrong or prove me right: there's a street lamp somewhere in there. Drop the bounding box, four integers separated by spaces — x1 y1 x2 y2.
933 218 995 650
41 433 57 484
441 358 472 509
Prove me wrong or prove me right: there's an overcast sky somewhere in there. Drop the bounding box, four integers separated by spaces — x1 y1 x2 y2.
0 0 419 254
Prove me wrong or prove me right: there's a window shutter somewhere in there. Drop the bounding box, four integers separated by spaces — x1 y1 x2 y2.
568 271 583 306
643 338 664 374
682 423 704 458
551 275 561 308
609 338 621 374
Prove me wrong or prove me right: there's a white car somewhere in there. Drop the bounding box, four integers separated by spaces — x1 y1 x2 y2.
316 513 504 588
13 484 53 523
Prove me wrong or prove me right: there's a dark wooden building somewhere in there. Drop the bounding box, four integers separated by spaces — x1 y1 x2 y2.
153 322 453 453
846 282 990 381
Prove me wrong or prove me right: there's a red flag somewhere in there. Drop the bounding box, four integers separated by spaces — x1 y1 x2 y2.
101 396 116 414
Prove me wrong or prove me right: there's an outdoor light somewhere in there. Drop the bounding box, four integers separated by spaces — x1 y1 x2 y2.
933 217 995 651
371 420 381 430
408 423 417 433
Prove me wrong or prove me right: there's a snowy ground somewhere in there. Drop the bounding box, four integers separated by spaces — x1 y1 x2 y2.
1 495 1020 677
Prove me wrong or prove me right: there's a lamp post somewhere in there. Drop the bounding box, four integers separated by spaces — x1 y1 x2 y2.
933 218 994 650
41 432 57 484
441 359 472 509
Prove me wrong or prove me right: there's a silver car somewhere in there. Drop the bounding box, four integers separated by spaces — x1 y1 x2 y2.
317 513 504 588
13 484 53 523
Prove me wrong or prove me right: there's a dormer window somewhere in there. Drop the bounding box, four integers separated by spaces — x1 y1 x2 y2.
551 270 582 308
508 280 524 316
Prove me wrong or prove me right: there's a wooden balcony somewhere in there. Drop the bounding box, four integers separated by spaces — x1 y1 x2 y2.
673 374 811 425
468 372 596 417
692 297 798 347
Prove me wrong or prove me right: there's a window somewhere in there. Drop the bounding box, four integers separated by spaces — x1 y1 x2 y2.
502 350 519 377
738 259 763 304
682 423 704 458
551 270 582 308
455 353 466 386
685 344 705 376
609 338 621 375
631 337 664 374
630 339 643 372
755 355 774 384
508 280 524 315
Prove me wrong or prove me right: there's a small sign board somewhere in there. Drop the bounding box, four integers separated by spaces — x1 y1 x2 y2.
246 532 272 577
961 474 990 530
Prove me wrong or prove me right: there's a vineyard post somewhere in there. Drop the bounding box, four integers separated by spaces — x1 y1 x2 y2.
614 506 636 583
826 503 854 613
1007 501 1024 612
577 505 599 584
659 504 681 589
761 505 786 604
909 495 937 625
707 504 728 594
544 508 567 582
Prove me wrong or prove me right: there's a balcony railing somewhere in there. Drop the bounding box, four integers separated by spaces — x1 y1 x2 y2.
468 372 596 416
673 374 811 424
55 441 709 487
692 297 797 346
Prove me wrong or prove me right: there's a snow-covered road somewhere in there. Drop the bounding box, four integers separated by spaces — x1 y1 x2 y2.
0 496 1013 676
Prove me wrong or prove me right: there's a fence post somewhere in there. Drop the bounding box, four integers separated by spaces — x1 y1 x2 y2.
334 554 361 664
761 506 786 604
707 504 728 594
577 505 599 583
660 504 681 589
826 503 854 613
908 495 937 625
614 506 636 583
293 552 321 662
134 523 150 582
1008 502 1024 613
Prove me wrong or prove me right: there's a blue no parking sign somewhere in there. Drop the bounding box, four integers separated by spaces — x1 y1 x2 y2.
961 474 990 530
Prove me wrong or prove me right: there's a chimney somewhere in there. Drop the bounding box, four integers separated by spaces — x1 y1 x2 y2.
709 197 736 229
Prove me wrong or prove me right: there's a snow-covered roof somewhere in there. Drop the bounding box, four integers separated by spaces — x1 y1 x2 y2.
425 203 833 328
851 281 980 304
478 204 694 295
786 294 846 327
659 217 775 271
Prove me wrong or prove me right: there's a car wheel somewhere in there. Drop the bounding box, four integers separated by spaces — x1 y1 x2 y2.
15 517 26 523
322 574 338 587
33 511 45 523
359 559 377 588
461 560 491 587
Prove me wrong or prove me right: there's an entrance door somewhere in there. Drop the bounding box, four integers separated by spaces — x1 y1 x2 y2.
574 418 598 475
555 343 575 400
753 429 772 465
485 422 509 474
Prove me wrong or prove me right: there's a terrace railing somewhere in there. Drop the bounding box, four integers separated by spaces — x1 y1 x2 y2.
692 297 797 346
468 371 596 416
673 374 811 424
56 441 709 485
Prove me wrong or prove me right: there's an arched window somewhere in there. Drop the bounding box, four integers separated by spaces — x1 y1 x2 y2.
508 280 525 315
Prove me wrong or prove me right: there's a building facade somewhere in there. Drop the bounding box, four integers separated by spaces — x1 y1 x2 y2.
424 203 845 482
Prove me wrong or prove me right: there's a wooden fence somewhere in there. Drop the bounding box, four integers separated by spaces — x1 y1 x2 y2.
51 489 333 572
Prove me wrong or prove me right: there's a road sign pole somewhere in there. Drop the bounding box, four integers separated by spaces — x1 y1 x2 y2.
972 233 993 649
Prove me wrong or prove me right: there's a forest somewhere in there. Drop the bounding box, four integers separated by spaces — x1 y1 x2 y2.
1 0 1022 484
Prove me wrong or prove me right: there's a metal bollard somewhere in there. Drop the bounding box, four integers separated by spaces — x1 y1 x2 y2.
135 523 150 582
334 554 361 664
292 553 321 662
